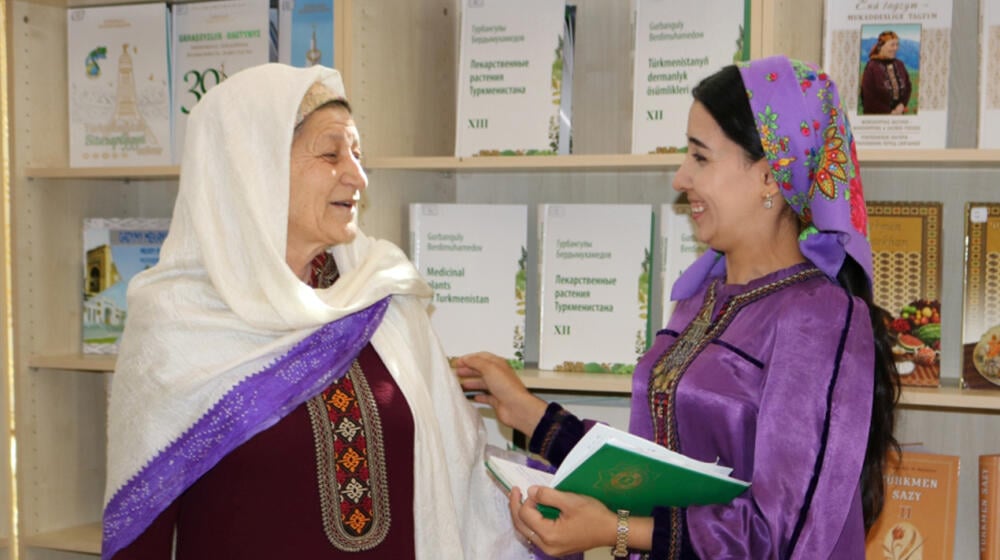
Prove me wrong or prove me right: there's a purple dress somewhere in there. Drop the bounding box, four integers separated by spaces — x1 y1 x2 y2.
532 263 874 559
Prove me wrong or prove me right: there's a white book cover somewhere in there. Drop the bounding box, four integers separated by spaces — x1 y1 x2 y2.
83 218 170 354
538 204 652 373
409 204 528 367
278 0 334 67
823 0 953 149
172 0 273 163
630 0 750 154
67 3 172 167
980 0 1000 148
455 0 567 157
660 204 708 325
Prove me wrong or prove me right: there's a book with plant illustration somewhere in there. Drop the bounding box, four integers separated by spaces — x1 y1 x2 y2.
454 0 572 157
537 204 653 374
961 203 1000 390
867 201 942 387
409 203 527 368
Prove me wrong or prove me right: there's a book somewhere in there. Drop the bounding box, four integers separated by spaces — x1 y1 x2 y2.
67 3 172 167
981 0 1000 148
961 203 1000 390
981 454 1000 559
865 449 959 560
868 201 942 387
630 0 750 154
83 218 170 354
537 204 653 374
171 0 274 163
823 0 953 149
660 204 708 325
485 422 749 519
454 0 569 157
409 203 527 367
278 0 334 68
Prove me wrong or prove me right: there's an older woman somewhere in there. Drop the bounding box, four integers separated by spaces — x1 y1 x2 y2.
458 55 899 559
102 64 526 559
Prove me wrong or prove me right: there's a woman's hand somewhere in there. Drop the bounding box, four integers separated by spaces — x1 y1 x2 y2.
892 103 905 115
454 352 548 436
509 486 619 557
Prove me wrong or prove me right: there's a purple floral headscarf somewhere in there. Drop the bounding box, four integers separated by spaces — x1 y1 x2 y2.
672 55 873 301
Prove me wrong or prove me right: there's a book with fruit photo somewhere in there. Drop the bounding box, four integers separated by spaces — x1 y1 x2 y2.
961 203 1000 390
867 202 942 387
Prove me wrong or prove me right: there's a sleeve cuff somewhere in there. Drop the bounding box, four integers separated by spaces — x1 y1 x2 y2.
528 402 585 467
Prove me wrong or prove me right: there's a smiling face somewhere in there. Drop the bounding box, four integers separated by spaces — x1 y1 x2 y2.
672 101 771 255
880 37 900 58
287 104 367 264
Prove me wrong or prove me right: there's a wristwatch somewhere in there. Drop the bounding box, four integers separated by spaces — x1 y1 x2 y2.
612 509 630 558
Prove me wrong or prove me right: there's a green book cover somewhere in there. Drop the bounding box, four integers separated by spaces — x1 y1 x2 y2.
485 424 749 519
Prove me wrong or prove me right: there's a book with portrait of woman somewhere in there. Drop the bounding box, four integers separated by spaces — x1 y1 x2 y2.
868 201 942 387
961 203 1000 391
823 0 953 149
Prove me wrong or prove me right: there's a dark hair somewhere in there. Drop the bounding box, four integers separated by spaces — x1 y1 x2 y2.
692 64 901 530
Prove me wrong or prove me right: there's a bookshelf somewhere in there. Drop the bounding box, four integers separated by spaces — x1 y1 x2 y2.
4 0 998 558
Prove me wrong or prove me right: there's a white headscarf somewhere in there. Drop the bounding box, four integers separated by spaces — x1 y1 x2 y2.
103 63 526 559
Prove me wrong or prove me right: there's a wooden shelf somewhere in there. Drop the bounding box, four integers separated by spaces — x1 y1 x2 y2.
22 149 1000 179
23 522 101 554
28 354 115 372
27 354 1000 412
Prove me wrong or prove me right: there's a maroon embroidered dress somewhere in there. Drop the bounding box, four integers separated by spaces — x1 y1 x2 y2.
860 58 912 114
113 255 416 559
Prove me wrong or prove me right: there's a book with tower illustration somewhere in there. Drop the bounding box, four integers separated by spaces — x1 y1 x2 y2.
67 3 172 167
867 201 942 387
409 203 528 368
278 0 334 68
537 204 653 374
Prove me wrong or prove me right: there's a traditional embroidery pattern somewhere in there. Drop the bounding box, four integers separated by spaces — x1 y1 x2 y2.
307 359 391 551
647 267 823 560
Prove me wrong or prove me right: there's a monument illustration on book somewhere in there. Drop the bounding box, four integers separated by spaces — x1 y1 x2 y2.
67 3 172 167
867 201 942 387
485 423 749 519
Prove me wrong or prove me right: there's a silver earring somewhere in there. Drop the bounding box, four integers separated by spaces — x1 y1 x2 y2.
763 194 774 209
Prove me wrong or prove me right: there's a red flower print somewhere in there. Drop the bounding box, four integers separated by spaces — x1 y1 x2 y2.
800 80 812 92
767 72 777 81
813 120 820 130
818 73 828 81
849 176 867 235
800 124 810 136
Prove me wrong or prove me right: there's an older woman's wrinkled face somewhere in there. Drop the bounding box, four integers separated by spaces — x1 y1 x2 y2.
288 105 367 254
879 37 899 58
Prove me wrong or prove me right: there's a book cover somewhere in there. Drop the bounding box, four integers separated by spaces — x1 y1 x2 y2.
823 0 953 149
537 204 653 374
962 203 1000 390
278 0 334 68
868 201 942 387
67 3 172 167
454 0 569 157
865 450 959 560
172 0 273 163
485 423 749 519
660 203 708 325
981 454 1000 559
409 203 527 367
980 0 1000 148
630 0 750 154
83 218 170 354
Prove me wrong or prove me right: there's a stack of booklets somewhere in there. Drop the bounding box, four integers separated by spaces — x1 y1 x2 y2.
537 204 653 374
486 422 749 518
961 203 1000 391
865 449 959 560
66 3 173 167
454 0 571 157
83 218 170 354
867 201 942 387
630 0 750 154
823 0 953 149
409 203 527 367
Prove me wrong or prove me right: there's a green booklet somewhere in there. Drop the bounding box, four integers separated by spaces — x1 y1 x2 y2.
485 423 750 519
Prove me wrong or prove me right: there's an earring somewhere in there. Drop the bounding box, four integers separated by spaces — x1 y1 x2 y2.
763 194 774 209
